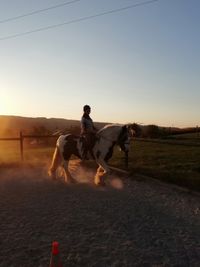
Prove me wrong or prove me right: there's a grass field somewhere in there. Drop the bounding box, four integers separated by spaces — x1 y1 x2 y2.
0 141 54 166
110 140 200 192
0 138 200 191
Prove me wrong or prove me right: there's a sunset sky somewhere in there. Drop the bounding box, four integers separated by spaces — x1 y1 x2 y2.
0 0 199 127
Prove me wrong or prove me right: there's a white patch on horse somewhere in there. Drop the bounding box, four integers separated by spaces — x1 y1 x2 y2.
56 135 69 157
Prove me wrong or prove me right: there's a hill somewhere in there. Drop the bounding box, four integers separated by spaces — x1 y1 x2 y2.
0 115 199 138
0 115 107 137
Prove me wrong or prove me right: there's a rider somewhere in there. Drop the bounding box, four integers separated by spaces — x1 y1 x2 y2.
80 105 97 159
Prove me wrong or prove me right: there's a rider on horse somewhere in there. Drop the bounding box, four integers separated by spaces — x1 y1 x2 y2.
80 105 97 159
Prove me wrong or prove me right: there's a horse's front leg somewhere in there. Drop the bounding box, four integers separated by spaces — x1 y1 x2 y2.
62 161 76 183
95 159 111 186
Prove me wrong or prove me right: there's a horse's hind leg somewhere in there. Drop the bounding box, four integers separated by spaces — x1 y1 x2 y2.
62 160 76 183
48 146 61 179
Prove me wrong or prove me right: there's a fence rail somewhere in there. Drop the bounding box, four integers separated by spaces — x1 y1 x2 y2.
0 132 59 161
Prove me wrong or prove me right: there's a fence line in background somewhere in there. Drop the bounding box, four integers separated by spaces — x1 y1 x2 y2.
0 132 199 162
135 138 200 147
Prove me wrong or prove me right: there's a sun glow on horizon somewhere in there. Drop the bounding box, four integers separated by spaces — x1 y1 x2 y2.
0 91 17 116
0 100 9 116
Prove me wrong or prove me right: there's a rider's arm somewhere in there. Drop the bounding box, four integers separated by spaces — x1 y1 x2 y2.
80 117 87 134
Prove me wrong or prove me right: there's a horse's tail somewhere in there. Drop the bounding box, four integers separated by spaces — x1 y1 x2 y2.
48 145 61 178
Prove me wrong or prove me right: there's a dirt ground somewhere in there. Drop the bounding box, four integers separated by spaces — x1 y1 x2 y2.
0 160 199 267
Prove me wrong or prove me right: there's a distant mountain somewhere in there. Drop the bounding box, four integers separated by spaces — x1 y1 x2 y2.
0 115 107 137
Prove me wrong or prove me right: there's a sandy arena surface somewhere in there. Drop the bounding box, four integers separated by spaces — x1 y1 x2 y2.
0 160 199 267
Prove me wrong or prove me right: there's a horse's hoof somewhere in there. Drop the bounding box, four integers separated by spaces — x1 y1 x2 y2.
95 181 106 186
68 178 77 184
48 170 57 180
48 170 52 177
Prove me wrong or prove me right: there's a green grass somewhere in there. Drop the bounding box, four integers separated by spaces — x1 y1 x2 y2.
0 141 54 165
165 132 200 145
110 140 200 191
170 132 200 139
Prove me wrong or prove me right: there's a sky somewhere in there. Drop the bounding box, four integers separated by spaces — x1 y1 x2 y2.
0 0 199 128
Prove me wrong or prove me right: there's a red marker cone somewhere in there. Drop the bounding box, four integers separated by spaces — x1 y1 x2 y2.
49 241 63 267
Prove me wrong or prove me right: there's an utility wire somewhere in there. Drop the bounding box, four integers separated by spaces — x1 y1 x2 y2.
0 0 160 41
0 0 82 24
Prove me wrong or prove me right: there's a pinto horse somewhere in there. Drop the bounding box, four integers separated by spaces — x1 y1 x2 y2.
48 124 135 185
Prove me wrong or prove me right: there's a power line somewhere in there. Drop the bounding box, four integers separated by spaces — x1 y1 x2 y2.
0 0 160 41
0 0 82 24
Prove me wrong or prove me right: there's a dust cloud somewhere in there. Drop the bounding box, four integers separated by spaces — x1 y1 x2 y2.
0 159 125 190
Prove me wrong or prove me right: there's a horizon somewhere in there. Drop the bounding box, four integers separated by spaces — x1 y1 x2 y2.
0 113 199 129
0 0 200 128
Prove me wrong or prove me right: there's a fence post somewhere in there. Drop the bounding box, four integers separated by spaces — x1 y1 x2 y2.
20 131 24 161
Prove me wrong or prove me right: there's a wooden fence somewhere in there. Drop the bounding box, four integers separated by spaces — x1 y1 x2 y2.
0 132 59 161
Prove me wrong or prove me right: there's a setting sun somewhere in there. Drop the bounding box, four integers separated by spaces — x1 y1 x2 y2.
0 90 25 116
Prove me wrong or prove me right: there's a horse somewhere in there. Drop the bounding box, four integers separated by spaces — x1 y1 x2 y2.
48 124 135 186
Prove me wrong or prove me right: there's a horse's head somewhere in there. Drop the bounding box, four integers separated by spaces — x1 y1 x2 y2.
116 125 135 168
117 125 134 153
129 123 142 137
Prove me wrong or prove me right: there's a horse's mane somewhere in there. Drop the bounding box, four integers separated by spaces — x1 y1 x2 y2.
97 123 124 134
96 124 126 140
